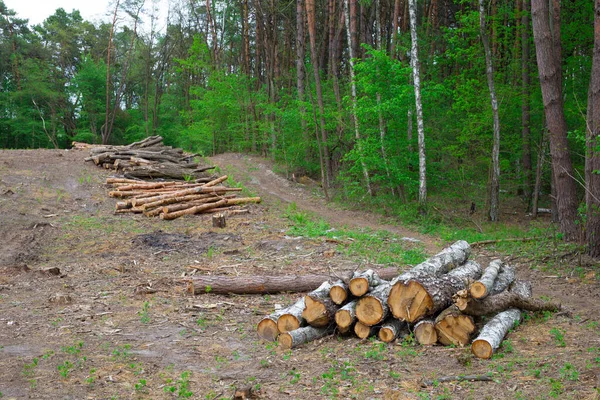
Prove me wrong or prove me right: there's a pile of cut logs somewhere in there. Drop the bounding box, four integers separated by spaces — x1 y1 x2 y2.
84 135 209 180
107 176 261 220
256 241 561 358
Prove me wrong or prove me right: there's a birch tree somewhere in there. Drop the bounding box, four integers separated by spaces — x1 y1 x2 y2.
479 0 500 221
408 0 427 213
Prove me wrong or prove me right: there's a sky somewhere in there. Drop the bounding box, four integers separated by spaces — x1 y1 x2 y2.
5 0 171 30
6 0 111 25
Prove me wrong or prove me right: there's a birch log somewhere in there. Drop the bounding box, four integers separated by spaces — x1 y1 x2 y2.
355 282 392 326
414 320 437 345
470 259 503 299
471 281 532 359
335 300 358 333
278 326 333 349
329 280 349 305
277 298 306 333
349 269 385 296
302 281 339 327
388 260 482 323
434 305 476 347
378 319 409 343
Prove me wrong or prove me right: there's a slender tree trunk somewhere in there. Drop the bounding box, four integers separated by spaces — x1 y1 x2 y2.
345 0 372 196
306 0 332 189
532 129 547 218
521 0 532 209
531 0 580 240
480 0 501 222
391 0 401 57
103 0 120 145
408 0 427 213
296 0 309 159
587 0 600 258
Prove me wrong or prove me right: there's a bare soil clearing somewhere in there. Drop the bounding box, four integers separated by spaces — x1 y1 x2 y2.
0 149 598 399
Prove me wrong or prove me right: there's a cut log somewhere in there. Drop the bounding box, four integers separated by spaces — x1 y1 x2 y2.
355 282 391 326
471 281 532 359
434 305 476 347
160 199 228 220
455 263 515 311
354 321 379 339
212 213 226 228
378 319 409 343
388 260 482 323
334 300 357 332
302 281 339 327
186 270 402 295
460 280 561 317
161 195 235 214
329 280 349 305
278 325 333 349
470 259 503 299
349 269 385 296
389 240 471 286
277 298 306 334
414 320 438 345
257 308 287 341
141 193 214 211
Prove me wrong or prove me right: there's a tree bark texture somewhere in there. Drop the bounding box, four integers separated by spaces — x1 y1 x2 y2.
389 260 482 323
470 259 503 299
460 280 561 317
409 0 427 212
480 0 501 222
471 281 532 359
279 326 333 349
531 0 581 240
587 0 600 258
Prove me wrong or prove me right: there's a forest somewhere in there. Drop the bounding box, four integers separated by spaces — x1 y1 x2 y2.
0 0 599 257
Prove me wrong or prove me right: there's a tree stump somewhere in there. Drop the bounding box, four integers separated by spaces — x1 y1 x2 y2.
212 213 226 228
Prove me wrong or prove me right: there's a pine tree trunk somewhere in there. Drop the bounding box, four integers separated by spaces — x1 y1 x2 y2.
531 0 581 240
521 0 533 208
586 0 600 259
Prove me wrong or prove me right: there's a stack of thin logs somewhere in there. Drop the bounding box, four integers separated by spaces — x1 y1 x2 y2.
84 135 211 180
256 240 561 358
107 175 261 220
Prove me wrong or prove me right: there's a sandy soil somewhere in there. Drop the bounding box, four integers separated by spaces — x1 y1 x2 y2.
0 149 598 400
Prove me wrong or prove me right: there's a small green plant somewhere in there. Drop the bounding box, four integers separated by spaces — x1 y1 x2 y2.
62 341 83 355
501 339 514 353
176 371 193 398
364 340 387 360
57 360 73 378
139 301 151 324
559 363 579 381
111 344 132 360
23 358 39 377
549 327 566 347
135 379 147 392
85 368 97 385
548 378 564 398
196 315 208 329
289 369 301 384
42 350 54 360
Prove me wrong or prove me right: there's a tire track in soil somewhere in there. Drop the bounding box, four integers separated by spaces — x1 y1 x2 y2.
209 153 440 254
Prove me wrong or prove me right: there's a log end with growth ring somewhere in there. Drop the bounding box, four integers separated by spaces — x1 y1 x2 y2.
257 319 278 342
302 296 329 327
435 315 476 347
378 326 396 343
355 297 385 326
469 282 488 299
414 320 437 345
471 339 493 359
329 286 348 305
334 309 353 331
354 321 376 339
278 333 294 349
388 280 433 323
277 315 301 334
349 277 369 297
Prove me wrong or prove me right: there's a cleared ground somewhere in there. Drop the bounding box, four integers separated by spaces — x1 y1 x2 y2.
0 149 598 399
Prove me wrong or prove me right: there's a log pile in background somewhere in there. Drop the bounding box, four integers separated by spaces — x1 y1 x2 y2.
255 240 562 358
106 175 260 220
84 135 209 180
83 136 262 219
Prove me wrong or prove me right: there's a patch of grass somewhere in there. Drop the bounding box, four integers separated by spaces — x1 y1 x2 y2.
163 371 193 398
138 301 151 324
135 378 147 392
111 344 132 360
57 360 73 378
284 203 427 265
61 341 83 355
559 363 579 381
549 327 566 347
23 358 39 377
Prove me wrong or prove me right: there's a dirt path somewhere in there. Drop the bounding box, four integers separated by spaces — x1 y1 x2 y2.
210 153 440 254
